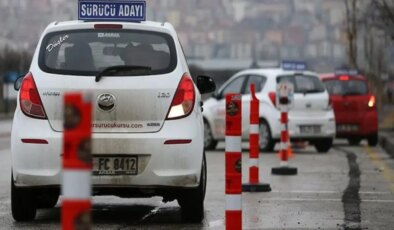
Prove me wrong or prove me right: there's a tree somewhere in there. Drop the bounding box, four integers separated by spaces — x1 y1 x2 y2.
343 0 361 68
370 0 394 39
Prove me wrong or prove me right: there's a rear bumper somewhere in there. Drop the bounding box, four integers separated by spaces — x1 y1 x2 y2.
271 111 336 140
335 110 378 138
11 109 203 189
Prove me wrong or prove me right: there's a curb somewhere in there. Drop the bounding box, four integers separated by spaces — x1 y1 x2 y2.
379 132 394 158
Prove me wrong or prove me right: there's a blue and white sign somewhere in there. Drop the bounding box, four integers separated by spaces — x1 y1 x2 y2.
78 0 146 21
282 60 307 71
335 69 358 76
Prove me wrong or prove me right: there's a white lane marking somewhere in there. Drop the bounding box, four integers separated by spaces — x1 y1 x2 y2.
139 206 161 222
270 190 391 194
257 198 394 203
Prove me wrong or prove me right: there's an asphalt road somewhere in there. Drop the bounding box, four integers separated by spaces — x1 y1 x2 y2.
0 120 394 229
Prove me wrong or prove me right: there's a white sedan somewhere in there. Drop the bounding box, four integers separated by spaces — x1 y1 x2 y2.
11 19 215 222
203 68 336 152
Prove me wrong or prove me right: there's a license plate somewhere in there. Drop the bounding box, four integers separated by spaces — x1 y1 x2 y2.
337 124 359 132
93 156 138 176
300 125 321 134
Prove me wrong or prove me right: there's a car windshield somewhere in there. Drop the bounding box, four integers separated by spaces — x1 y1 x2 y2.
323 79 368 96
39 30 177 76
277 74 325 94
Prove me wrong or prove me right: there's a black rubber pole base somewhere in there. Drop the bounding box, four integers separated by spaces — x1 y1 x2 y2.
242 183 272 192
271 166 298 175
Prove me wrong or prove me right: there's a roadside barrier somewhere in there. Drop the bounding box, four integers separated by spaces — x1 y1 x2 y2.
62 93 93 230
242 84 271 192
271 110 297 175
225 93 242 230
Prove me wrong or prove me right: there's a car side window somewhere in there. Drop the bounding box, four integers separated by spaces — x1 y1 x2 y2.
244 75 267 94
220 75 247 98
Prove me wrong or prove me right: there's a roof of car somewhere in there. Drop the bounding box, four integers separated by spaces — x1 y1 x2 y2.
44 20 174 33
235 68 319 78
319 73 367 81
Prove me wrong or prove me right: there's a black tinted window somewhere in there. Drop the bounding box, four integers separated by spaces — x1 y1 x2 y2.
39 30 177 76
323 80 368 95
277 74 325 94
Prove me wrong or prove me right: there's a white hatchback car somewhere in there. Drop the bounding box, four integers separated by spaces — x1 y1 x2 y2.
11 20 215 222
203 68 336 153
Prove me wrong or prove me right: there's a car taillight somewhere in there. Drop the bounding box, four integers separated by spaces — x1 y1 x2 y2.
339 75 350 81
166 73 195 120
368 95 376 108
268 92 276 106
19 73 47 119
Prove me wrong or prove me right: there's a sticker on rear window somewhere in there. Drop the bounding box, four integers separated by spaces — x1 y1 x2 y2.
46 35 69 52
98 33 120 38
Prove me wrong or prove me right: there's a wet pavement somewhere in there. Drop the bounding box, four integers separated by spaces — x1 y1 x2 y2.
0 119 394 229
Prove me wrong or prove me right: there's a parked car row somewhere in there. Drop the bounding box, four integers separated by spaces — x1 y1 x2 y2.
203 67 378 152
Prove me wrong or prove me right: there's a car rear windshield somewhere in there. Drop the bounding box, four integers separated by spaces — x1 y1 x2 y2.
38 29 177 76
277 74 325 94
323 79 368 95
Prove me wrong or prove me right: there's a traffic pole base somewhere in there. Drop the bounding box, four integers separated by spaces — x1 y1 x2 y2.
242 182 272 192
271 166 298 175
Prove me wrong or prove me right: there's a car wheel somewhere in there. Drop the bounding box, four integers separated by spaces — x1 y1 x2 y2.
314 138 333 153
178 153 206 223
259 119 275 152
368 133 378 147
11 174 36 221
36 190 59 209
204 119 218 150
347 137 361 146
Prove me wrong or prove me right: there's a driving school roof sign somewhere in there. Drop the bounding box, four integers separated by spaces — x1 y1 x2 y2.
78 0 146 21
282 60 307 71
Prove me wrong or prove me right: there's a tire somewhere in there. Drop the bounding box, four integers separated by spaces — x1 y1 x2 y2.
347 137 361 146
178 153 206 223
259 119 275 152
11 174 36 221
36 191 59 209
314 138 333 153
368 133 378 147
204 119 218 150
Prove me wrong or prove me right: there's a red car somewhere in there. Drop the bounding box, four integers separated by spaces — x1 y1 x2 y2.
320 73 378 146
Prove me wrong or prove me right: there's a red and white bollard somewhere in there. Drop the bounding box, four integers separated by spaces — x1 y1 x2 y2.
271 109 297 175
62 93 93 230
225 93 242 230
242 84 271 192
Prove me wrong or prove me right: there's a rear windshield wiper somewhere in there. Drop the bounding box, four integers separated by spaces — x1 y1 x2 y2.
95 65 152 82
342 92 363 96
299 89 324 94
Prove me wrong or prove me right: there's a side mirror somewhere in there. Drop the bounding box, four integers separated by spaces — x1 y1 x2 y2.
14 75 24 91
197 75 216 94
